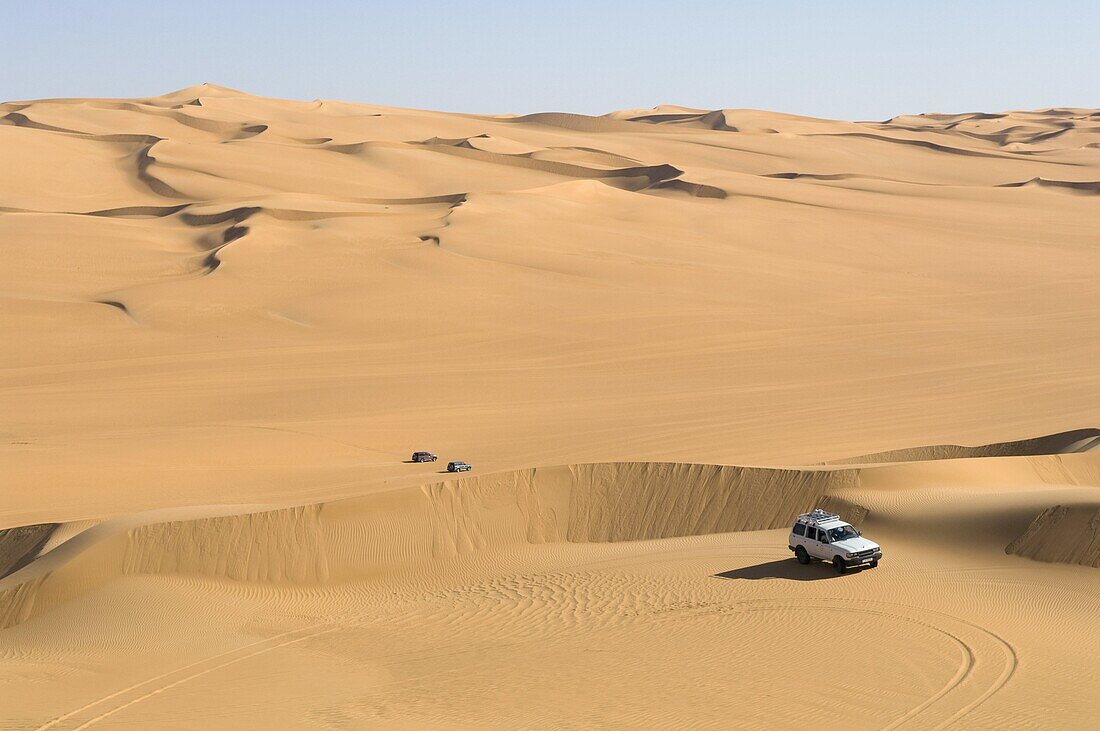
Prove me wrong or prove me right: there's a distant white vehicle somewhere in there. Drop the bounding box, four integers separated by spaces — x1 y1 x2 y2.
788 509 881 574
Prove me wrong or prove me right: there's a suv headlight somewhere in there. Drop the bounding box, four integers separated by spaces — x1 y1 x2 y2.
845 552 856 558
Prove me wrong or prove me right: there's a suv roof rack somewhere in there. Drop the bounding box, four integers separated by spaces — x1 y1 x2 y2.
797 508 841 525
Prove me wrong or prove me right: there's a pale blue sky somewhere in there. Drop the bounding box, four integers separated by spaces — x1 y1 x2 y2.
5 1 1097 119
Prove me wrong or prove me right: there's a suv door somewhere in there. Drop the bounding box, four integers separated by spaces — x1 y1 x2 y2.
805 527 826 559
791 521 807 550
811 528 832 559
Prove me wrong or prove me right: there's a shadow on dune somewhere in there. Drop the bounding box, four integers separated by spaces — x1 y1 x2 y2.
714 559 864 581
0 524 58 580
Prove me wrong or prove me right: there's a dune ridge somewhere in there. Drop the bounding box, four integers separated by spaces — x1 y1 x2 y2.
0 461 855 628
998 177 1100 193
4 430 1098 632
826 427 1100 465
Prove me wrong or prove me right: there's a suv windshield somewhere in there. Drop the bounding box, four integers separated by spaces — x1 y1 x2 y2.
826 525 859 542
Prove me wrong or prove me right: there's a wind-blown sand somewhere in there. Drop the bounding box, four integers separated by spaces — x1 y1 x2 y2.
1 85 1099 728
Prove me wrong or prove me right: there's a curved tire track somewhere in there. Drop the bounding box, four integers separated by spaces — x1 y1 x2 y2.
33 572 1017 730
34 619 341 730
705 597 1017 730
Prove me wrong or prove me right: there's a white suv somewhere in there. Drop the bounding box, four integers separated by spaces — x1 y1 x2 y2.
788 509 882 574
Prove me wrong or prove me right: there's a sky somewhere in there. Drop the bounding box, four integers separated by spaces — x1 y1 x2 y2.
5 1 1097 119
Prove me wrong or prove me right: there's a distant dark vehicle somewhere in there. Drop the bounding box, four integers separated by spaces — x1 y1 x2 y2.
411 452 437 463
447 461 472 473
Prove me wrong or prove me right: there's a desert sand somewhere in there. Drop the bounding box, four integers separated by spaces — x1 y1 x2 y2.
1 85 1099 728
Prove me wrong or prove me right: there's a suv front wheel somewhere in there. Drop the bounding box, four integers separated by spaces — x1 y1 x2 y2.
832 556 847 574
795 546 810 564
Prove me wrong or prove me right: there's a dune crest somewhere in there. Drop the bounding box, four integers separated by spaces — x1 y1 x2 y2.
826 428 1100 464
3 434 1098 631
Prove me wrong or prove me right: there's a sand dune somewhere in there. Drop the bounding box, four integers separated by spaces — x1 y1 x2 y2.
2 445 1099 726
2 86 1100 727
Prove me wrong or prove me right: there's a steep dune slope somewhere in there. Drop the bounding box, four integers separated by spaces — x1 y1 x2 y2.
3 439 1098 630
1007 504 1100 567
0 461 856 627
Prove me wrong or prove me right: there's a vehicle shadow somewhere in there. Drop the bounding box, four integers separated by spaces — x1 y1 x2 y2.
714 559 865 581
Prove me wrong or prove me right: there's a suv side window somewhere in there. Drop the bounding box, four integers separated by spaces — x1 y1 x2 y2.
793 523 806 537
806 526 817 541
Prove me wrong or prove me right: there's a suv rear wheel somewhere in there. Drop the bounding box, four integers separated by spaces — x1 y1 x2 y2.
833 556 847 574
795 546 810 564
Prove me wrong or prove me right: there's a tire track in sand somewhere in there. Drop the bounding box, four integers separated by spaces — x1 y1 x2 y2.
571 543 1019 727
33 576 1017 729
696 597 1017 730
34 619 342 731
